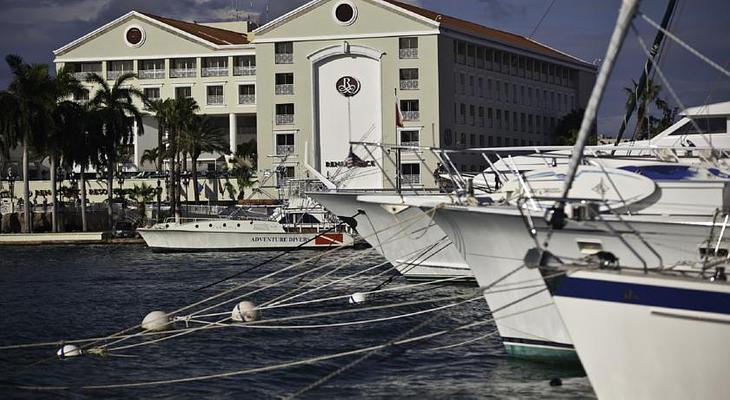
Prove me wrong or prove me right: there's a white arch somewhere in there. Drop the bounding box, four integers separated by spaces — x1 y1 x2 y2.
307 43 385 64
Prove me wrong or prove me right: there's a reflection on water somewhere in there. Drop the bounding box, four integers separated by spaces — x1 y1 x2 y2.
0 245 594 399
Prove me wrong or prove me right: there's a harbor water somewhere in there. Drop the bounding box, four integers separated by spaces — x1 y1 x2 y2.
0 245 594 399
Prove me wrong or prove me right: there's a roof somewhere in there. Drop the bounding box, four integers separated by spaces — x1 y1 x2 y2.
141 13 250 45
383 0 593 67
681 101 730 117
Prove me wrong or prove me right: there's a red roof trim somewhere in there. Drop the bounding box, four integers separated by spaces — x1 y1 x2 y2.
141 13 250 46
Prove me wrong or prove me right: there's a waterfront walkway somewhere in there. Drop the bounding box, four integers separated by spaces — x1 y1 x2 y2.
0 232 143 245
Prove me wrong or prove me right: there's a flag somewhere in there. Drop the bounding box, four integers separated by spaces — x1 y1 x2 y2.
396 100 404 128
344 145 369 168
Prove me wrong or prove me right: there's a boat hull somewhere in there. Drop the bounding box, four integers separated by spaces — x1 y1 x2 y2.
309 192 473 282
553 270 730 400
431 205 719 361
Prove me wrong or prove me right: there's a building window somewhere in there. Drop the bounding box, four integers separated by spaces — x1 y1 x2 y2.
536 115 542 133
478 106 484 127
170 58 196 78
467 44 475 66
201 57 228 77
400 163 420 185
400 130 419 146
459 103 466 124
487 107 493 128
275 42 294 64
400 100 420 121
528 114 534 133
459 73 466 94
275 73 294 95
333 1 357 25
233 55 256 76
399 37 418 59
238 84 255 105
106 60 133 80
399 68 419 90
276 133 295 155
139 59 164 79
496 109 502 129
477 47 485 69
504 82 509 103
505 110 510 130
206 85 224 105
276 103 295 125
456 41 466 64
470 134 476 146
512 83 517 104
477 77 484 97
479 135 485 147
469 105 475 126
513 113 518 132
469 75 475 96
520 86 525 105
143 87 160 105
488 136 493 146
496 80 501 101
175 86 191 99
277 166 295 187
520 113 526 132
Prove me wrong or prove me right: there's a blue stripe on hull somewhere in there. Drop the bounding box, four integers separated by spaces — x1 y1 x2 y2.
555 277 730 315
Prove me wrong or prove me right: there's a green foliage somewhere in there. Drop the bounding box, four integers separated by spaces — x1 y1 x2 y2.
553 108 596 145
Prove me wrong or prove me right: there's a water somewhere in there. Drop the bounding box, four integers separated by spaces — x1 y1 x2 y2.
0 245 595 399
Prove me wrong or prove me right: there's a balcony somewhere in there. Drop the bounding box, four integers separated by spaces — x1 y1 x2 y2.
400 140 419 147
73 72 96 81
202 66 228 77
233 66 256 76
276 145 295 155
275 84 294 95
107 70 132 80
138 70 165 79
399 79 418 90
170 69 196 78
275 53 293 64
402 111 420 121
276 114 294 125
399 48 419 59
238 95 255 105
206 95 224 106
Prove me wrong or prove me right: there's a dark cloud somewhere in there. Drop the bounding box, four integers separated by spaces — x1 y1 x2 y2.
0 0 728 135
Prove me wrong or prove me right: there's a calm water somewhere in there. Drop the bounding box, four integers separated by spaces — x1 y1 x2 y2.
0 245 595 399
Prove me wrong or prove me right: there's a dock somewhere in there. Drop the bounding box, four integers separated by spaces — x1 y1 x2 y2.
0 232 144 245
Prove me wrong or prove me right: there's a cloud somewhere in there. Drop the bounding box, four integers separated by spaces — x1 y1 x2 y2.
0 0 112 24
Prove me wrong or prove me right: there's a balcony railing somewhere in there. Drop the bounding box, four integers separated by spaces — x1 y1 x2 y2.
107 70 132 80
238 95 255 105
170 69 196 78
399 79 418 90
400 48 419 59
401 174 420 185
73 72 97 81
402 111 420 121
275 84 294 95
276 114 294 125
138 69 165 79
233 66 256 76
202 66 228 77
275 53 293 64
400 140 419 147
276 145 295 155
207 95 224 105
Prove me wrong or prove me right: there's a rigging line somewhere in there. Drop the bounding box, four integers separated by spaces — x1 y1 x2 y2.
416 330 500 352
528 0 557 39
639 11 730 78
6 319 494 391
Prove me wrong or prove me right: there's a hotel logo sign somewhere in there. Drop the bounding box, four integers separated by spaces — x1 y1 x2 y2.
336 76 361 97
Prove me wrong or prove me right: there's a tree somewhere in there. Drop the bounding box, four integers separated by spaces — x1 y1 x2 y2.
623 78 662 140
230 140 258 200
141 147 162 171
553 108 596 146
0 55 56 232
86 72 144 230
128 182 156 225
182 115 229 203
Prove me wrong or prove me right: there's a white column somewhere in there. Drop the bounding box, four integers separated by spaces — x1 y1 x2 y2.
229 113 237 154
133 119 140 169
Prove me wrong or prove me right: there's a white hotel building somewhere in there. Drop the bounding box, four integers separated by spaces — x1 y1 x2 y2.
52 0 596 194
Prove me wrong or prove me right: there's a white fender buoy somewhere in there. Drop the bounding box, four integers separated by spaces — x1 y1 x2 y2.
57 344 82 358
348 292 368 304
141 311 170 332
231 301 260 322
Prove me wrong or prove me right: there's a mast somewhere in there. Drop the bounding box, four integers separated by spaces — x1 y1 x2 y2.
558 0 640 205
613 0 678 146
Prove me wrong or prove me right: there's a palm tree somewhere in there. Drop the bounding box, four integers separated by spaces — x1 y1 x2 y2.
141 147 162 171
0 55 56 233
164 97 198 218
128 182 156 225
623 79 662 141
182 116 229 203
86 72 144 230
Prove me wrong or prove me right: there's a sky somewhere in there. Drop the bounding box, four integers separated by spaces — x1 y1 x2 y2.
0 0 728 135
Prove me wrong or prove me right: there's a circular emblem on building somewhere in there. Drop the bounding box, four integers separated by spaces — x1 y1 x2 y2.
124 26 146 48
336 76 361 97
332 1 358 26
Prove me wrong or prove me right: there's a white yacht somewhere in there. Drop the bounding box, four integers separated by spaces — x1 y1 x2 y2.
550 267 730 400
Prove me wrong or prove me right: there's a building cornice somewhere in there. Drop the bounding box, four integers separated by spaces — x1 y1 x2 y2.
253 29 439 44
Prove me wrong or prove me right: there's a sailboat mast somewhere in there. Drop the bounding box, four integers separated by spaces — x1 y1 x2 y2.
559 0 640 202
613 0 679 147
